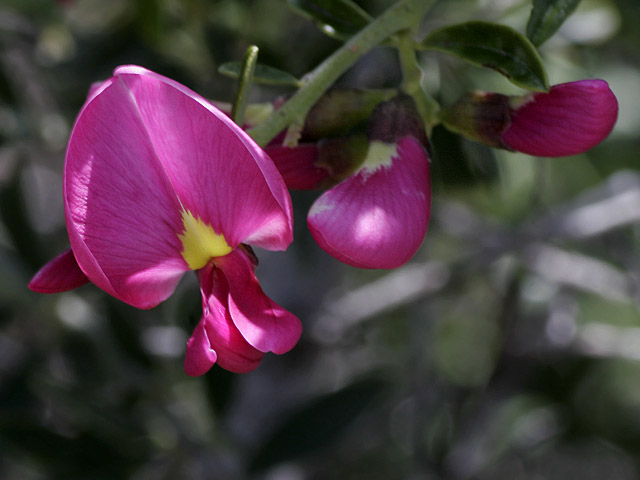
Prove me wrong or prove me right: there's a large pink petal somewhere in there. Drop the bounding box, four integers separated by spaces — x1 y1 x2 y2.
65 65 295 309
113 66 293 251
29 248 89 293
307 137 430 269
502 79 618 157
64 72 190 309
185 262 264 375
216 248 302 354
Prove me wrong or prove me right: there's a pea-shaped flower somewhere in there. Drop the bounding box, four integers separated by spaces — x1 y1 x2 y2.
439 79 618 157
267 95 431 269
29 65 302 375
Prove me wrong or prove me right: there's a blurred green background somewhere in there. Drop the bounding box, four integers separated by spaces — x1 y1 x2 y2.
2 0 640 478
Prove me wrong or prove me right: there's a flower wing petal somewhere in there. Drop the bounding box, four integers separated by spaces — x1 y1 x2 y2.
217 248 302 354
65 72 189 309
266 144 329 190
114 66 294 251
503 79 618 157
29 249 89 293
307 137 430 269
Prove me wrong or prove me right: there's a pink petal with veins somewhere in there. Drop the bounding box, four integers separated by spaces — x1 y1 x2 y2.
185 261 264 375
503 79 618 157
216 248 302 354
308 137 430 269
64 65 294 309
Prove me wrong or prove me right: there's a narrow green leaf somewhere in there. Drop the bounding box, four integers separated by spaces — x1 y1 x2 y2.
422 21 549 91
218 62 300 87
231 45 259 125
527 0 582 46
287 0 371 40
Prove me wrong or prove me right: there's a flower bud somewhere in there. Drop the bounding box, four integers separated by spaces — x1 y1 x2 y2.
440 80 618 157
367 93 429 148
301 88 397 140
438 91 511 149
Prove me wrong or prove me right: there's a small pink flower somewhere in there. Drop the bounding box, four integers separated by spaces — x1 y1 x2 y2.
440 79 618 157
267 96 431 269
502 80 618 157
29 65 301 375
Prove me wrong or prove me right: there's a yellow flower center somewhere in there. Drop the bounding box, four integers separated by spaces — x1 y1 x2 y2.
178 209 232 270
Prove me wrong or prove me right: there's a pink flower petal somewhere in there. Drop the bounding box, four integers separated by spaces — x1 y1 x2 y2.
184 318 218 377
265 144 329 190
64 72 192 309
29 248 89 293
113 66 293 251
185 262 264 375
307 137 430 269
216 248 302 354
65 65 295 309
502 79 618 157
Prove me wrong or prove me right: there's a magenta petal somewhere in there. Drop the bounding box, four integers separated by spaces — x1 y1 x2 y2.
184 318 218 377
29 249 89 293
65 65 295 309
502 79 618 157
308 137 430 269
266 144 329 190
194 262 264 373
113 66 293 251
65 70 191 308
216 248 302 354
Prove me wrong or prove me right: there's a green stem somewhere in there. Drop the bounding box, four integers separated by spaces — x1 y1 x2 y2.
395 31 440 133
232 45 259 126
247 0 436 147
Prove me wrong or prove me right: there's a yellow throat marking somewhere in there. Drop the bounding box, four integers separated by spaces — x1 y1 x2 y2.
178 209 232 270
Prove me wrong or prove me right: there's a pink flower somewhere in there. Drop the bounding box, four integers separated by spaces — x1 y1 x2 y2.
267 95 431 269
503 80 618 156
440 79 618 157
29 65 302 375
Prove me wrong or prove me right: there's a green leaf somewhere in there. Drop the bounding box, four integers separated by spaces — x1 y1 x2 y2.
218 62 300 87
287 0 371 41
249 378 387 471
421 21 549 91
527 0 582 46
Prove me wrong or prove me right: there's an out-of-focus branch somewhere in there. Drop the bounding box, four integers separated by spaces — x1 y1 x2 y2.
314 171 640 341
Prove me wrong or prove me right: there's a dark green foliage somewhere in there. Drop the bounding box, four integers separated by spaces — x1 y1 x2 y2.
527 0 582 46
422 21 549 91
0 1 638 479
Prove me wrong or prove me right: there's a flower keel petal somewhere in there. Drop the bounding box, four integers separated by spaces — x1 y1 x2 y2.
184 319 218 377
217 249 302 354
193 262 264 374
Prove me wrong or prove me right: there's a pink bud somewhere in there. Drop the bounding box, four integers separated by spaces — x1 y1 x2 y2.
440 79 618 157
503 80 618 157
